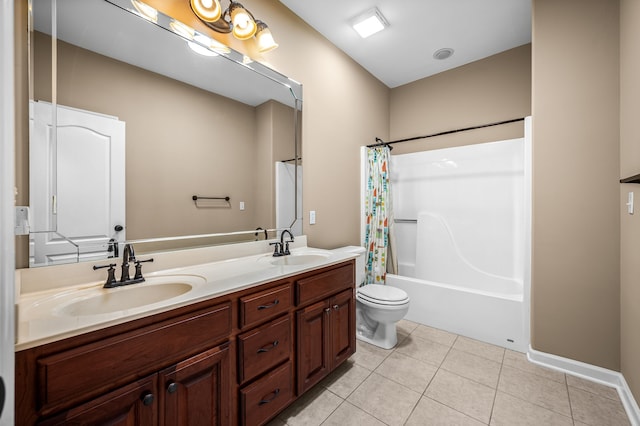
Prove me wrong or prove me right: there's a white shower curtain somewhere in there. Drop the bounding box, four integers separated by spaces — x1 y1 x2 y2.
364 146 397 285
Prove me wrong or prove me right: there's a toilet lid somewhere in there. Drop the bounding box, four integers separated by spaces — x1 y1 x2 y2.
357 284 409 306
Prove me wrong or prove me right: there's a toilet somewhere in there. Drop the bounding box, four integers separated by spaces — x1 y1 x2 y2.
335 246 410 349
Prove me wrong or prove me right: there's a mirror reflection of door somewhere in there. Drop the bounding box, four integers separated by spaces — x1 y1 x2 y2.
29 102 125 266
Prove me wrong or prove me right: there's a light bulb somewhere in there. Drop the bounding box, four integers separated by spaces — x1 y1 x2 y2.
256 22 278 52
190 0 222 23
230 3 256 40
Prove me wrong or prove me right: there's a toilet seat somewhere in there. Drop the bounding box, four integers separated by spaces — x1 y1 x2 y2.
357 284 409 306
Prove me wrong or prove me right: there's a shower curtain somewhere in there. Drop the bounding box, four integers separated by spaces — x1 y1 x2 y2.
364 146 397 285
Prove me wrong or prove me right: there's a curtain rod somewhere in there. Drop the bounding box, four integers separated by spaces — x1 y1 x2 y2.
367 117 526 148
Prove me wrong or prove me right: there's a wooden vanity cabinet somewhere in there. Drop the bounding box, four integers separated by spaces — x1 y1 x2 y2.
295 265 356 395
15 259 356 426
38 343 231 426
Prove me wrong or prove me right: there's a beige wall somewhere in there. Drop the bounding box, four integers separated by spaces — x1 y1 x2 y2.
390 45 531 154
532 0 621 370
620 0 640 402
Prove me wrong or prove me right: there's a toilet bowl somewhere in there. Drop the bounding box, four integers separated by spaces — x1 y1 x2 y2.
356 284 409 349
333 246 411 349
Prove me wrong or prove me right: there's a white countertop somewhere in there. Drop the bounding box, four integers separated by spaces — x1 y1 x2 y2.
16 240 361 351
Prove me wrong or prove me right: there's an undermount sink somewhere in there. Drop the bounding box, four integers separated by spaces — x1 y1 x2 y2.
55 275 205 317
269 253 330 266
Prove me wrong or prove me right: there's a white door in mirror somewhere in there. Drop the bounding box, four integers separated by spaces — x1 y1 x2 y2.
30 102 126 265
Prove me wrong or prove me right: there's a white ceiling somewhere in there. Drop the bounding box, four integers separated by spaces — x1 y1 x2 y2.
279 0 532 88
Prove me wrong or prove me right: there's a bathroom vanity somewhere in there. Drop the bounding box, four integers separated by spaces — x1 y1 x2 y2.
14 242 356 425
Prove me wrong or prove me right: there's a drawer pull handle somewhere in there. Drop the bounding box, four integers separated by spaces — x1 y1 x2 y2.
141 393 154 406
257 340 279 353
333 304 339 310
258 388 280 405
258 299 280 310
167 382 178 394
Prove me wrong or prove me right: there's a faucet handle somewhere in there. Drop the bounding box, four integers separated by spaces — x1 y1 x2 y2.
269 242 283 257
133 258 154 281
283 242 291 256
94 263 117 288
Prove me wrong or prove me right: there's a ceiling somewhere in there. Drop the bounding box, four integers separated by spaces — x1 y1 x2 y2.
279 0 532 88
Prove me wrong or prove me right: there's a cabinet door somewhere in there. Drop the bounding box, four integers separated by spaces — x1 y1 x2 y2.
329 288 356 368
296 299 330 395
160 343 231 426
38 375 157 426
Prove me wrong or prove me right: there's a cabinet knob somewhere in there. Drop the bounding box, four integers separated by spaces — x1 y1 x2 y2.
141 393 154 406
167 382 178 394
333 304 339 310
324 307 331 314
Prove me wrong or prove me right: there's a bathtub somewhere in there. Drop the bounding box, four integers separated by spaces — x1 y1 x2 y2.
387 272 526 352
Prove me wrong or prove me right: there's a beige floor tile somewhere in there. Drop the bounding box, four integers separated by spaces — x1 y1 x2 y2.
490 391 573 426
425 369 496 424
411 324 458 347
347 372 421 426
498 365 571 417
321 401 386 426
351 340 392 371
277 386 343 426
569 386 631 426
320 358 372 399
441 348 502 388
375 351 438 393
397 319 419 335
453 336 505 363
503 350 565 383
405 396 485 426
567 374 620 400
395 334 451 367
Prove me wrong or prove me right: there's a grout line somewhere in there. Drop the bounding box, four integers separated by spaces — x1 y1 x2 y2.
488 351 506 425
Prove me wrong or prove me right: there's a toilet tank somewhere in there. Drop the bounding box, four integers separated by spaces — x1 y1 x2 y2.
333 246 366 287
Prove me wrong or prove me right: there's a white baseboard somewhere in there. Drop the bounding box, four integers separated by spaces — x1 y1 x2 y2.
528 346 640 426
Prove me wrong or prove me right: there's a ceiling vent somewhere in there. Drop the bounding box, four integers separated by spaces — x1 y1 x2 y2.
433 48 454 60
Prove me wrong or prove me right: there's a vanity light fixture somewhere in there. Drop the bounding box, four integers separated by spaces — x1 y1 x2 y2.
189 0 278 51
351 8 388 39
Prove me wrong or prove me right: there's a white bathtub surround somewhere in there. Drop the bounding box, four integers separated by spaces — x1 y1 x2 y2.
528 346 640 426
381 119 532 353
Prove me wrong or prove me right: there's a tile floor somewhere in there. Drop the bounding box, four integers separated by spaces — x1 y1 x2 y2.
269 320 632 426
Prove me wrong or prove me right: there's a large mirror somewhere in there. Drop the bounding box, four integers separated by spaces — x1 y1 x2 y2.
29 0 302 266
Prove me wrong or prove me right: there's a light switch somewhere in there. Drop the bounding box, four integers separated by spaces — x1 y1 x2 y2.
239 201 245 211
309 210 316 225
627 192 634 215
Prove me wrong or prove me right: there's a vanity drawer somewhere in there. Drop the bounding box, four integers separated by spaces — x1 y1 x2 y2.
240 361 293 426
238 315 291 384
240 283 291 329
296 262 354 306
36 302 232 411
